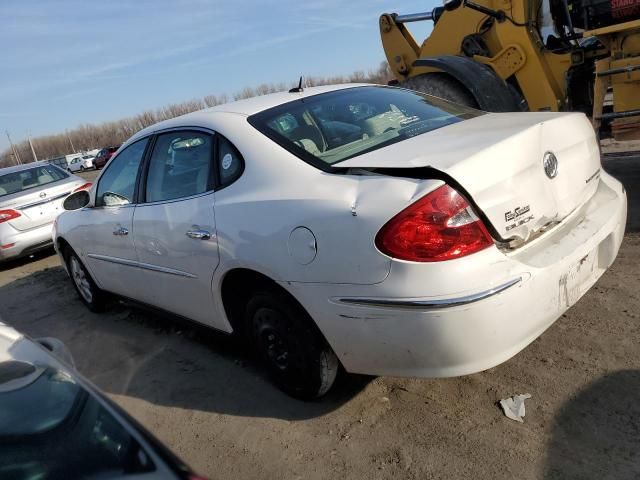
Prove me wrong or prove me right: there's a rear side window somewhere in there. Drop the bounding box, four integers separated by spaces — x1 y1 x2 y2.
217 136 243 188
248 86 483 168
0 165 68 197
96 138 148 206
144 131 213 203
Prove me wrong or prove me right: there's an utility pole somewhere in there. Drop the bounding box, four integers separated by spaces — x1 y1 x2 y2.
5 130 22 165
66 131 76 153
28 135 38 162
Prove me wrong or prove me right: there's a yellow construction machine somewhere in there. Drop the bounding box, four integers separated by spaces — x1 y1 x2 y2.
379 0 640 140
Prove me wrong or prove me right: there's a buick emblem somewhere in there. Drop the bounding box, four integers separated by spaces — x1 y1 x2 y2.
543 152 558 179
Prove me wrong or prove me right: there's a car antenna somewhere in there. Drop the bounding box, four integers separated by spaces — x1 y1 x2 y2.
289 76 304 93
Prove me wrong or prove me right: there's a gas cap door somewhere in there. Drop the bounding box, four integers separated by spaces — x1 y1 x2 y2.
288 227 317 265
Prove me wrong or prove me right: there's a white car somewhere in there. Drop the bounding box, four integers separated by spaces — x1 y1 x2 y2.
53 84 627 399
0 163 92 262
0 321 203 478
67 154 94 172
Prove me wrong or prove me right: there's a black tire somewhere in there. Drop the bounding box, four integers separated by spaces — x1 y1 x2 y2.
400 73 479 108
64 247 107 312
245 290 339 400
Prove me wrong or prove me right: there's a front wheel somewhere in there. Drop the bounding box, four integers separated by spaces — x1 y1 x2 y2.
65 248 107 312
245 291 339 400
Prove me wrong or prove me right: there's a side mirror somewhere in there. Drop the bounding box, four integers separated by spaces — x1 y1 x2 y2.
443 0 462 11
63 190 90 210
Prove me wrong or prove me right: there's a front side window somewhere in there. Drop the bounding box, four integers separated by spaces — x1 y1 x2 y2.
248 86 483 168
95 138 148 206
0 165 68 197
145 131 212 203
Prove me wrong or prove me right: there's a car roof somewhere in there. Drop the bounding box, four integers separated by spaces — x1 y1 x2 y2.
207 83 370 116
0 161 53 175
130 83 372 142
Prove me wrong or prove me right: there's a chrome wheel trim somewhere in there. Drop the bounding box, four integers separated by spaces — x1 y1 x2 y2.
70 255 93 303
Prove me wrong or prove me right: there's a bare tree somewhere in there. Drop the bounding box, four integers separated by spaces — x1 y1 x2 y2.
0 62 394 168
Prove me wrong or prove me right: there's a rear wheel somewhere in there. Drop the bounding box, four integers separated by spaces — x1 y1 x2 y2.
65 248 107 312
245 290 339 400
400 73 478 108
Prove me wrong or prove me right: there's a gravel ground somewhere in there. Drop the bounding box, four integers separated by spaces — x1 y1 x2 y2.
1 162 639 480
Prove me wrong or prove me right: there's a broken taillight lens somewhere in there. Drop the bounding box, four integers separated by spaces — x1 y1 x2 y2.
375 184 493 262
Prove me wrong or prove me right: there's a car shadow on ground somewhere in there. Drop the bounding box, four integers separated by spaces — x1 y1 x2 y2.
0 265 372 421
543 369 640 479
0 247 56 272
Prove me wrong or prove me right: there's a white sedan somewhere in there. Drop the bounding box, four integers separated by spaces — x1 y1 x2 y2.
54 84 627 399
67 154 94 172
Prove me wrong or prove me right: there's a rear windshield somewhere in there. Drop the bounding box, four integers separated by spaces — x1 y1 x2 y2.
248 86 483 168
0 165 68 197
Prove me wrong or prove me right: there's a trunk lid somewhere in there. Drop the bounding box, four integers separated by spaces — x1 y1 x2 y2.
336 112 602 243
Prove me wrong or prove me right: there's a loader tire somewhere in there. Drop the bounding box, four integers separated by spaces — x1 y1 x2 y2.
400 73 479 108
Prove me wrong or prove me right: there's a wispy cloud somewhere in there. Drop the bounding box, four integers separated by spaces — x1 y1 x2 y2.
0 0 436 152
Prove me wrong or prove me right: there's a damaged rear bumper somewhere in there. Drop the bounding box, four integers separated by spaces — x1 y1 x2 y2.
284 171 627 378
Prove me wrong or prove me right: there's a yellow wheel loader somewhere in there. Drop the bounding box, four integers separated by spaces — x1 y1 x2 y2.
379 0 640 140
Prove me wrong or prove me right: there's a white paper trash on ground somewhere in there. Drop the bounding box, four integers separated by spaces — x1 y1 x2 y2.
500 394 532 423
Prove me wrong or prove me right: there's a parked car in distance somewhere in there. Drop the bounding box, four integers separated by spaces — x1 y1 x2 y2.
93 147 119 169
67 154 95 172
0 163 92 262
0 321 205 480
45 156 71 170
54 84 627 399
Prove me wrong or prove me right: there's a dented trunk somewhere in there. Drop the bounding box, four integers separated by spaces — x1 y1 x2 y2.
336 112 602 244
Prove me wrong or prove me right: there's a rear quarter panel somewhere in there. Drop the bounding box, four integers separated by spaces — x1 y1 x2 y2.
209 113 442 286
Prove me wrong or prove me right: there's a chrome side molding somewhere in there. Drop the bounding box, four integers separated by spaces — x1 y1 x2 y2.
336 277 522 310
86 253 197 279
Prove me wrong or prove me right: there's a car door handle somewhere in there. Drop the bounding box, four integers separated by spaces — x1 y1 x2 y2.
186 229 211 240
113 227 129 236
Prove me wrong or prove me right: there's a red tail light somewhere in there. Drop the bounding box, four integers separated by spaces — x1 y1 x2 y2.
375 184 493 262
73 182 93 192
0 209 21 224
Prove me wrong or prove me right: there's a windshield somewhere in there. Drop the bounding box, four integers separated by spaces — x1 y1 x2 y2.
248 86 483 168
0 363 155 479
0 165 68 197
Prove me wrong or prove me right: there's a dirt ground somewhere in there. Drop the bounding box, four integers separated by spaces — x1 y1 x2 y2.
1 162 639 480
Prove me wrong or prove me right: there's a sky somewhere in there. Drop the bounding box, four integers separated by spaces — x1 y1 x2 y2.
0 0 438 154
